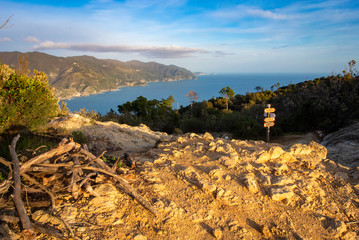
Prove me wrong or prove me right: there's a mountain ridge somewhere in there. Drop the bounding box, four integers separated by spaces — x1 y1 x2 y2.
0 51 196 99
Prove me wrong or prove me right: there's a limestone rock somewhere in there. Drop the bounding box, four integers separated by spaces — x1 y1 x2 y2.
203 132 214 141
244 173 260 193
326 220 347 238
47 114 168 154
213 228 223 239
134 234 147 240
256 151 271 163
270 186 295 201
219 155 238 169
269 146 285 159
278 152 297 163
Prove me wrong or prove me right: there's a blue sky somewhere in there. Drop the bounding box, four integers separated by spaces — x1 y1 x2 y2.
0 0 358 73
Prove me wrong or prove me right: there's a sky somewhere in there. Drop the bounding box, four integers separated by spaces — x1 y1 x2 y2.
0 0 358 74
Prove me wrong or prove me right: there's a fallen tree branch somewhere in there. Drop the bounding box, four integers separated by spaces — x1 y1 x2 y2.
79 148 114 173
22 173 56 213
80 166 158 216
20 139 78 175
10 134 36 239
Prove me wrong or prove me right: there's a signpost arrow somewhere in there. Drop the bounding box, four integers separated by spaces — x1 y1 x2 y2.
264 108 276 113
264 117 275 122
264 122 275 127
264 104 276 143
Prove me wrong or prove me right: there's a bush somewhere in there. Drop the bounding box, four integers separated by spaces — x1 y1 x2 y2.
0 69 59 133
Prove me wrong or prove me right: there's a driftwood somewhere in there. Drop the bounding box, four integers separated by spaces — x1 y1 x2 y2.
9 134 36 240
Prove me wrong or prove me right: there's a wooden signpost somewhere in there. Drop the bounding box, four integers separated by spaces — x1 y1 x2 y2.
264 104 276 142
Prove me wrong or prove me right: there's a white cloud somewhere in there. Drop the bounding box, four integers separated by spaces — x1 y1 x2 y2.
25 36 40 43
211 5 289 20
33 41 209 58
0 37 11 42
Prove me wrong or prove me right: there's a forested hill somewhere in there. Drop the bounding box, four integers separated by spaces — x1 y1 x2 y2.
0 51 196 99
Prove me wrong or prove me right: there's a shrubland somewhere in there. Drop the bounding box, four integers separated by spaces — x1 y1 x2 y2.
103 61 358 140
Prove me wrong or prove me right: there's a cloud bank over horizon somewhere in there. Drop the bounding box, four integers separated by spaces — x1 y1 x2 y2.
33 41 210 58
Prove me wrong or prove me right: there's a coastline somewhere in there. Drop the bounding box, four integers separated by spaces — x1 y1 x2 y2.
58 76 196 101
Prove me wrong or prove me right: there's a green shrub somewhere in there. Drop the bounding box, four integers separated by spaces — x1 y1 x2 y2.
72 130 87 144
0 70 59 133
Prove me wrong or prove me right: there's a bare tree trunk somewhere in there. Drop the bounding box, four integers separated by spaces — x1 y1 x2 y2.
10 134 36 240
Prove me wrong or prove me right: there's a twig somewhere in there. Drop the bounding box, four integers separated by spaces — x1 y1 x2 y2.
84 150 106 167
0 15 13 29
78 173 97 188
79 148 114 173
0 157 13 194
0 156 12 173
56 215 76 239
9 134 36 239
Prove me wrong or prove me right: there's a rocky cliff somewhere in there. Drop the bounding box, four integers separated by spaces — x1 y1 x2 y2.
1 116 358 239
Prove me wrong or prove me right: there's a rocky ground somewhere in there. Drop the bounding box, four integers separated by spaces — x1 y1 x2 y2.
1 115 359 239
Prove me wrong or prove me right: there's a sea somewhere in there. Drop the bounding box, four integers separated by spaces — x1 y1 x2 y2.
65 73 328 115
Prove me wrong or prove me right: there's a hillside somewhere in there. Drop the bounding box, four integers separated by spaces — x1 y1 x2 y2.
1 115 358 239
0 51 196 99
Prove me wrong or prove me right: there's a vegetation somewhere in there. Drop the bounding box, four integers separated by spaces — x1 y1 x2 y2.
0 64 59 134
100 60 359 140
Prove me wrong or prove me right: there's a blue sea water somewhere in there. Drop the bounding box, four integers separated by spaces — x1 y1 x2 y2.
65 73 327 115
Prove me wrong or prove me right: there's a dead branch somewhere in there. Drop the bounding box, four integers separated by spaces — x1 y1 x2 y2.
0 214 19 223
79 148 114 173
20 139 78 174
55 215 76 239
80 166 158 216
0 157 13 194
9 134 36 239
0 179 12 194
84 150 106 167
22 173 56 213
33 223 65 240
0 15 13 30
69 155 83 199
78 173 100 196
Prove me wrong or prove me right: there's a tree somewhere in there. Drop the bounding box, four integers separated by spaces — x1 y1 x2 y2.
254 86 264 92
219 86 235 111
0 66 59 133
16 54 30 77
343 59 357 79
270 83 280 91
185 91 199 107
348 60 356 76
